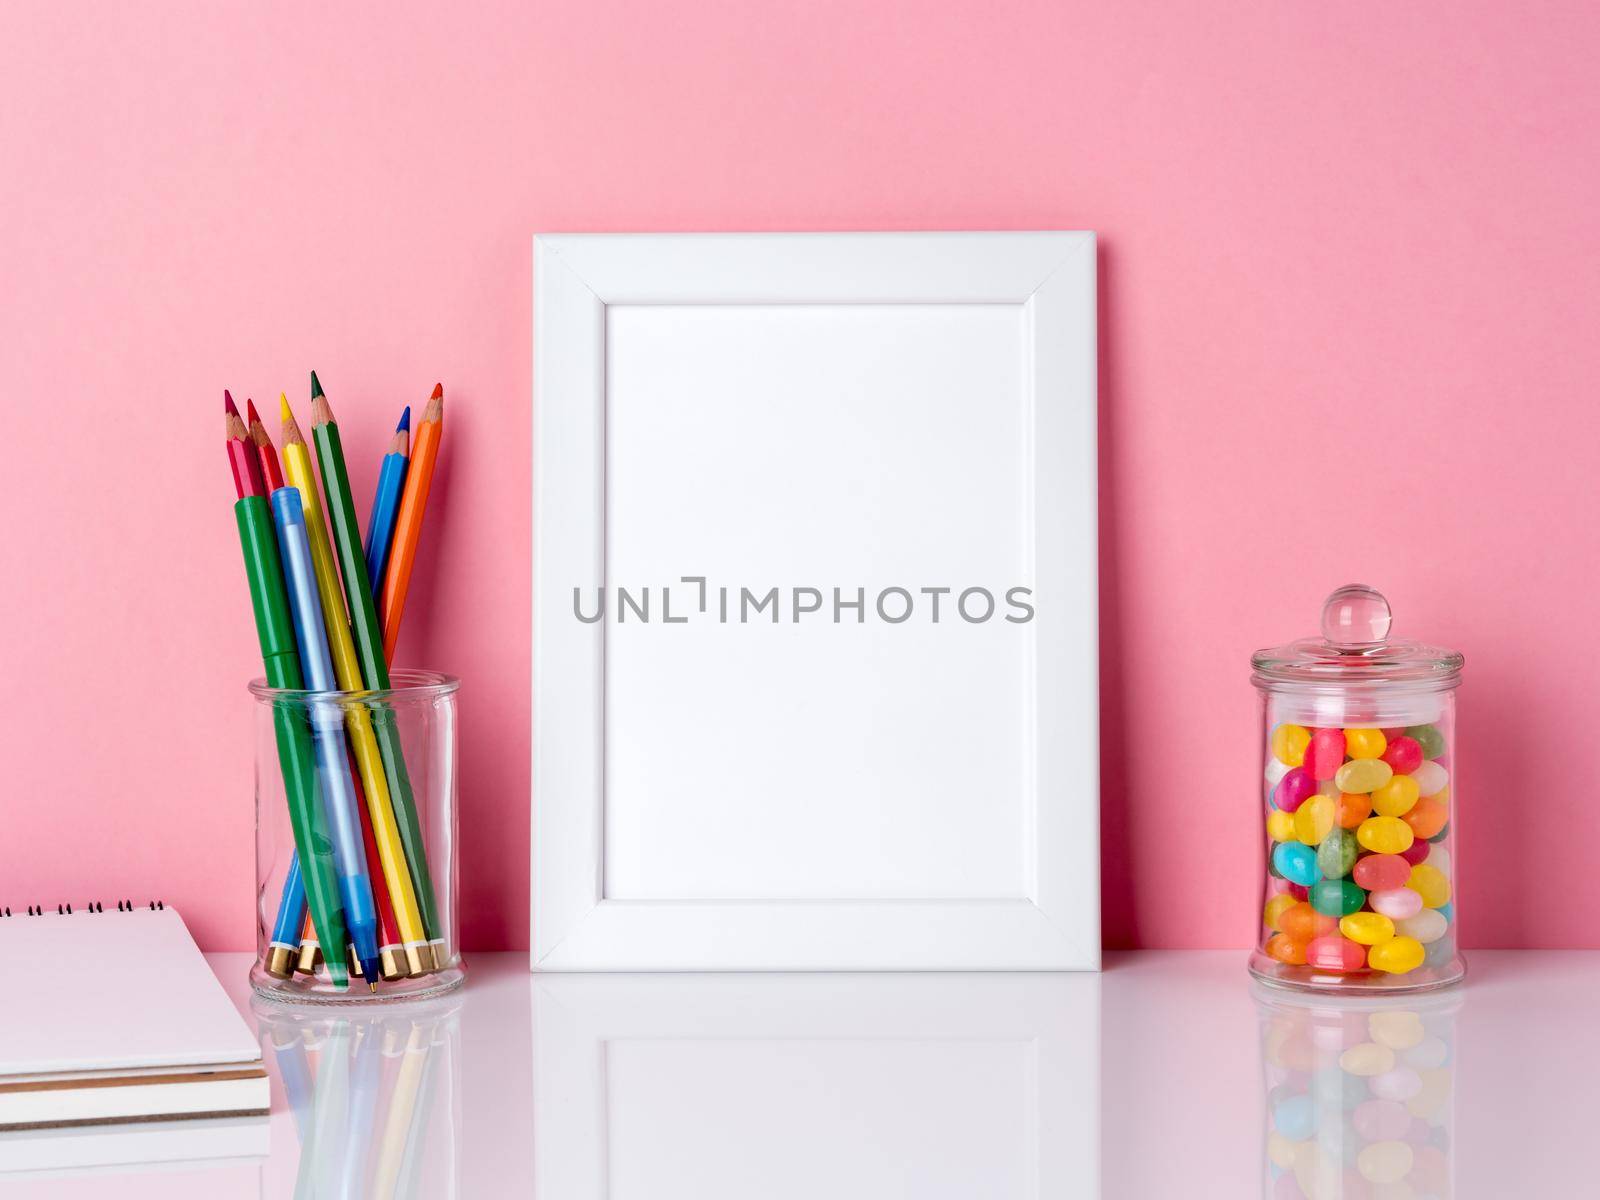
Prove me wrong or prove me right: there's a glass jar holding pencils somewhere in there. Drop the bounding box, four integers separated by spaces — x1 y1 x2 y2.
249 671 464 1003
1250 586 1464 994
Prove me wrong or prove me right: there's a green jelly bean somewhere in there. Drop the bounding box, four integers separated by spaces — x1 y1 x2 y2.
1310 877 1366 917
1404 724 1447 759
1317 828 1359 879
1429 821 1450 844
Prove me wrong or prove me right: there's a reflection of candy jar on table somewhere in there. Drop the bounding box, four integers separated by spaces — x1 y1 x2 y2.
1251 586 1466 993
1257 983 1457 1199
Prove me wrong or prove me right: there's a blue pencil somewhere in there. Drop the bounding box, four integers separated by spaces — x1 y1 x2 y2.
271 485 384 988
363 407 410 597
266 853 307 978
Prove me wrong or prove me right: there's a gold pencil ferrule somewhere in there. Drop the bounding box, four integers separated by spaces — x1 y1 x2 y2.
349 946 363 977
295 941 322 975
379 946 406 981
264 944 297 979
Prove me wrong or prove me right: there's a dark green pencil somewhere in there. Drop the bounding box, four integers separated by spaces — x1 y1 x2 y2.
309 372 442 956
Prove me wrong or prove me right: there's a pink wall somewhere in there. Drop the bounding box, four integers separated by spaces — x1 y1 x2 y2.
3 2 1597 951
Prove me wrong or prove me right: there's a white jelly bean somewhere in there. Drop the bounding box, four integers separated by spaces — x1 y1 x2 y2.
1266 758 1291 786
1368 1011 1426 1051
1428 847 1452 878
1394 909 1448 944
1411 760 1448 796
1371 887 1424 920
1368 1066 1423 1101
1403 1036 1449 1070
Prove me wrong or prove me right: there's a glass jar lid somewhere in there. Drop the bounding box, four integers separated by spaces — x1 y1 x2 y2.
1252 585 1463 688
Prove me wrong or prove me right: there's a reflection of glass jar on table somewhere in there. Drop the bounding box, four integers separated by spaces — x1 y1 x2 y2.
1251 586 1465 993
1256 982 1457 1198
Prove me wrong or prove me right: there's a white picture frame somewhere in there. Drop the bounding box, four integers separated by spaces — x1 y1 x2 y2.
533 232 1098 971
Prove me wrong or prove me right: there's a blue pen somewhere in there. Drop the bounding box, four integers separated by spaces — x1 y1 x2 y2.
272 486 384 987
363 407 411 595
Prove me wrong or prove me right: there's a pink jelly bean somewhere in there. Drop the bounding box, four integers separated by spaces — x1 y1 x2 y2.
1380 735 1423 775
1305 935 1366 971
1352 1098 1412 1142
1286 882 1309 901
1272 1173 1305 1200
1371 887 1424 919
1274 767 1316 813
1303 728 1346 781
1399 838 1432 866
1352 853 1411 891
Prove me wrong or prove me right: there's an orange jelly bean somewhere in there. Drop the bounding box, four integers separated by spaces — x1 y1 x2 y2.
1265 933 1308 965
1279 901 1339 944
1403 796 1448 840
1337 792 1373 830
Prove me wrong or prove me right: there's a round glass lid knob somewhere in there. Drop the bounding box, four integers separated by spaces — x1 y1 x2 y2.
1320 584 1392 650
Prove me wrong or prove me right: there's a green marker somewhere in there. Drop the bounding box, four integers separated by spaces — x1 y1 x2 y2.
309 372 442 947
227 398 349 988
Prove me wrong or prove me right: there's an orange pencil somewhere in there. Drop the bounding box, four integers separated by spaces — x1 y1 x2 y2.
379 384 443 661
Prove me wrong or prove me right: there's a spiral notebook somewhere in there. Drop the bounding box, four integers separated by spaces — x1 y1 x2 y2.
0 905 267 1132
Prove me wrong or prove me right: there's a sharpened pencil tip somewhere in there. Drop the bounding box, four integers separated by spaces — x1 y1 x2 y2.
279 393 292 423
224 390 238 416
310 370 324 399
245 397 261 426
398 405 411 432
430 383 443 400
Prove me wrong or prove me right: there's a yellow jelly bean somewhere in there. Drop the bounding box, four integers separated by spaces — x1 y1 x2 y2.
1272 723 1311 767
1371 773 1420 817
1369 936 1426 974
1357 815 1415 855
1294 794 1336 846
1408 864 1451 909
1357 1140 1415 1185
1340 912 1396 945
1335 757 1393 794
1432 784 1450 807
1267 810 1296 842
1265 893 1297 930
1368 1011 1425 1051
1405 1068 1452 1120
1344 727 1388 759
1267 1131 1297 1169
1339 1041 1396 1076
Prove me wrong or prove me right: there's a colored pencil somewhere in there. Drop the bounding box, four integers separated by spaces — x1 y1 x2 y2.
349 747 407 980
270 478 384 988
223 394 349 989
282 394 430 976
364 407 410 594
265 854 306 979
380 385 443 662
309 372 443 962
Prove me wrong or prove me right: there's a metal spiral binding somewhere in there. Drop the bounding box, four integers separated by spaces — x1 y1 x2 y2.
3 900 165 916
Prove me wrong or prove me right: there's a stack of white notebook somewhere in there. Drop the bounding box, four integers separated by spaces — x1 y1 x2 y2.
0 906 268 1133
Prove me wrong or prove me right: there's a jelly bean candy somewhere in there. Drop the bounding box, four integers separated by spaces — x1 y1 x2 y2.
1403 1037 1448 1071
1403 724 1446 758
1303 728 1346 781
1369 936 1426 974
1369 1064 1423 1101
1407 864 1450 908
1343 727 1387 760
1267 1132 1297 1170
1436 900 1454 922
1356 815 1414 854
1398 837 1430 865
1274 767 1317 813
1316 828 1358 878
1402 796 1447 840
1368 1011 1425 1050
1357 1140 1414 1185
1315 778 1340 799
1334 758 1392 794
1369 887 1423 920
1339 912 1396 945
1265 893 1297 929
1431 784 1451 807
1274 842 1322 886
1424 936 1456 968
1352 853 1410 891
1394 908 1447 944
1305 934 1365 971
1280 901 1338 943
1406 1069 1451 1121
1428 821 1450 844
1285 881 1310 901
1379 736 1423 775
1409 760 1448 796
1294 794 1337 846
1267 810 1297 842
1353 1099 1412 1142
1272 1089 1317 1140
1335 791 1372 830
1265 757 1291 787
1272 723 1312 766
1370 774 1419 817
1340 1041 1396 1076
1265 932 1308 965
1310 878 1366 917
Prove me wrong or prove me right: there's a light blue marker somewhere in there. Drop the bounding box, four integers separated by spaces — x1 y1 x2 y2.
272 486 382 987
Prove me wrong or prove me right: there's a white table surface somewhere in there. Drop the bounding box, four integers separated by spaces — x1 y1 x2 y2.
0 950 1591 1197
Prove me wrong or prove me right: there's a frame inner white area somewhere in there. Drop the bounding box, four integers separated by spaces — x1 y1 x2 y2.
602 303 1032 902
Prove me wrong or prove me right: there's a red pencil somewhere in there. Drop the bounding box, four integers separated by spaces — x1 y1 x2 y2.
224 391 264 499
245 398 287 492
346 742 407 979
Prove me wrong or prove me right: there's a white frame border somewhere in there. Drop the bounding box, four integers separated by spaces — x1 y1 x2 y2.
533 232 1098 971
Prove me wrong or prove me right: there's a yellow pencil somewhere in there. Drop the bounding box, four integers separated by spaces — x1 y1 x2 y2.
281 395 434 976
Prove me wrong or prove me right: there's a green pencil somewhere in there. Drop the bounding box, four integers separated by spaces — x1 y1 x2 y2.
226 397 349 988
309 372 442 951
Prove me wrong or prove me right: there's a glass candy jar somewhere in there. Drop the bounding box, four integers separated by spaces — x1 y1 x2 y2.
1250 586 1465 993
